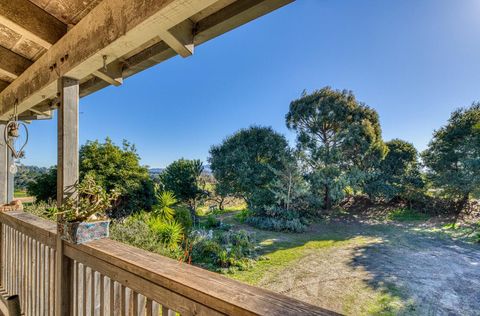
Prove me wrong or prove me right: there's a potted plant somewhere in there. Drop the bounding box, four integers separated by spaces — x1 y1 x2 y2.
56 174 119 244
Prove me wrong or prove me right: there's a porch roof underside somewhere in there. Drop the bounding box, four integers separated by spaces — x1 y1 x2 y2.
0 0 292 121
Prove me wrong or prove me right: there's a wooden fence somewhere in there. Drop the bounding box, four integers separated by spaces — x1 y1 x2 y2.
0 210 336 316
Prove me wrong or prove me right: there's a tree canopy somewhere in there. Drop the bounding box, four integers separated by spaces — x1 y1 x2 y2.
422 103 480 200
160 159 206 217
80 138 155 214
209 126 290 210
366 139 424 202
286 87 387 208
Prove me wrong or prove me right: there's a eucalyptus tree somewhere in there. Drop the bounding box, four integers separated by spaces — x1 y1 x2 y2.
286 87 387 209
422 103 480 203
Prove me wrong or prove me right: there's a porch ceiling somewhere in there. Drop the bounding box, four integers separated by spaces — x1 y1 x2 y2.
0 0 293 121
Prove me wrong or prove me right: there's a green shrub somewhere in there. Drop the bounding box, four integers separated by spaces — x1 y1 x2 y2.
174 206 193 232
203 214 221 229
147 217 183 249
110 216 182 258
190 229 257 270
246 216 307 233
235 209 252 223
24 200 57 221
152 190 176 221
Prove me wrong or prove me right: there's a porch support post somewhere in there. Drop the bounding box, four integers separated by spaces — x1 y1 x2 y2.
0 124 14 204
55 77 78 316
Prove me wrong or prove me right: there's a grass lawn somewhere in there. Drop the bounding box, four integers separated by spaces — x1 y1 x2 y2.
14 190 28 198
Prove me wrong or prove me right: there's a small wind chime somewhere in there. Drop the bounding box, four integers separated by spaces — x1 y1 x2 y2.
4 103 28 174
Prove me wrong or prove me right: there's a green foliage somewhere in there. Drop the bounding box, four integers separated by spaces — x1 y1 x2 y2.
15 165 47 191
268 151 309 213
57 174 120 222
366 139 424 202
190 229 256 271
160 159 206 220
422 103 480 200
173 206 193 232
110 214 183 259
286 87 387 209
147 216 184 250
209 126 290 209
152 189 177 221
246 216 307 233
27 166 57 202
80 138 155 215
203 214 221 229
23 200 57 221
235 208 252 223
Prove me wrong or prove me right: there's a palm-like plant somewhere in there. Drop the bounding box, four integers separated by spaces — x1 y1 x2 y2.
152 187 177 221
147 216 183 249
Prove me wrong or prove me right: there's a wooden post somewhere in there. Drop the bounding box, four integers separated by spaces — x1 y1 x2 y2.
0 124 11 205
55 77 79 316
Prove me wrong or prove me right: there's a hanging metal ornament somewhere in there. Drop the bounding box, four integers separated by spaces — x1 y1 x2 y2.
4 103 29 174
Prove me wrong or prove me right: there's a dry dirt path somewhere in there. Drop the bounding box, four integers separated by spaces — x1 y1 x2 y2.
230 220 480 315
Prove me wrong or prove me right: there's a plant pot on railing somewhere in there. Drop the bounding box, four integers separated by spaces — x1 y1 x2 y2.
58 220 110 244
56 174 119 244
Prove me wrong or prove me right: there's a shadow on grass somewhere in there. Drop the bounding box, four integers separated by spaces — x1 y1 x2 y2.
347 221 480 315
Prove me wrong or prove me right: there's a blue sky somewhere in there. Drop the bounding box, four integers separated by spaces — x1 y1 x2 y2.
23 0 480 168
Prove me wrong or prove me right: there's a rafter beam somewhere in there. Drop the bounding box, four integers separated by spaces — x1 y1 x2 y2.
159 20 195 57
79 0 294 98
0 0 67 49
0 0 220 119
92 62 124 87
195 0 292 45
0 45 32 80
0 80 9 93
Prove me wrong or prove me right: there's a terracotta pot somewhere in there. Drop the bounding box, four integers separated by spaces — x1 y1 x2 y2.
58 220 110 244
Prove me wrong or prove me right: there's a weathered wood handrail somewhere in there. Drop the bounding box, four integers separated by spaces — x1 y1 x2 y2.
0 211 337 315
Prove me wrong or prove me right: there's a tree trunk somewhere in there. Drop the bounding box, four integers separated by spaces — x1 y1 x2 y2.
324 185 331 209
453 194 470 224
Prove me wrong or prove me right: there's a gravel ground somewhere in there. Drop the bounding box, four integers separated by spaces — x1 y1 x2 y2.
251 221 480 315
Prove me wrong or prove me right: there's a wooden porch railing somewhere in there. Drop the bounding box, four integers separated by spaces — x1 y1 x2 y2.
0 211 336 316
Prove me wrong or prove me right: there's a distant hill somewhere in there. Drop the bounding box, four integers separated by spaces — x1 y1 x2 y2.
149 164 212 178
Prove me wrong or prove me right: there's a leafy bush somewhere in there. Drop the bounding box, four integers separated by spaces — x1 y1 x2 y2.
110 216 182 259
27 167 57 202
149 218 184 250
152 190 176 221
174 206 193 232
203 214 220 229
235 209 252 223
23 200 57 221
246 216 307 233
190 229 257 271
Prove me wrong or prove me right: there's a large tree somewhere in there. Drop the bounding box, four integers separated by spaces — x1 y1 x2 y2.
160 159 206 221
366 139 424 202
209 126 289 210
422 103 480 202
286 87 387 209
80 138 155 214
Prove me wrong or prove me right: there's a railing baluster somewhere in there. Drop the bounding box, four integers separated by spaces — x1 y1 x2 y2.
99 273 104 316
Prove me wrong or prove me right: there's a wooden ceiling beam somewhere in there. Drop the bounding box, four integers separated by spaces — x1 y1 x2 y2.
0 45 33 80
0 80 9 93
159 20 195 58
80 0 293 98
0 0 220 119
0 0 67 49
194 0 293 45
